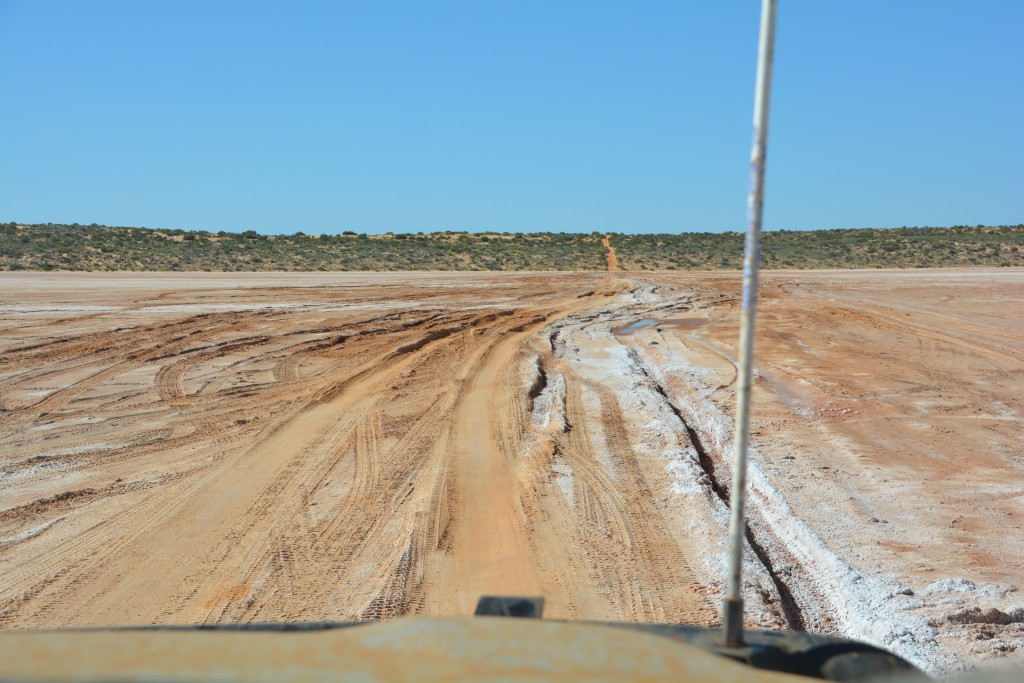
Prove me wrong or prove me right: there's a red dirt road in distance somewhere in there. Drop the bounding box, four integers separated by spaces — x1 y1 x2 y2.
602 235 618 271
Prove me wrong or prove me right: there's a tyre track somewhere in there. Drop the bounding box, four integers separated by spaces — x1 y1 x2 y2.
2 274 705 629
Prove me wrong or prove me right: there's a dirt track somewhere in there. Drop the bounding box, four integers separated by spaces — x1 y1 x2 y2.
1 270 1022 673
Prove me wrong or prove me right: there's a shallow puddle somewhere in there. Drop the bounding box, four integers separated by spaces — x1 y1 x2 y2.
612 317 706 335
612 319 658 335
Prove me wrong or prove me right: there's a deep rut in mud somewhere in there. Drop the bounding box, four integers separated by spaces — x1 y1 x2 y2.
635 357 807 631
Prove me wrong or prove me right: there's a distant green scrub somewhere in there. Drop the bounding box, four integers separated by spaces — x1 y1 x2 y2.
610 226 1024 271
1 222 1021 272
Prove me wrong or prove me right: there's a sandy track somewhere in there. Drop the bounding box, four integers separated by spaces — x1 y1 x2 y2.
1 270 1021 674
0 273 711 630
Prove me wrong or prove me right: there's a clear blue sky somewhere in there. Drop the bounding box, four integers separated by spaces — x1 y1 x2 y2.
2 1 1021 235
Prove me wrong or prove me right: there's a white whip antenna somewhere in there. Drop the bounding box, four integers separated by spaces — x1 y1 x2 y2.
722 0 778 648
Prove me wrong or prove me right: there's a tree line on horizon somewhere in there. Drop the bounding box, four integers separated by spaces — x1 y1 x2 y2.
1 222 1021 272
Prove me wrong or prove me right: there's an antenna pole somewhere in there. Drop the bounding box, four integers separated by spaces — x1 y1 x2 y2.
722 0 778 648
